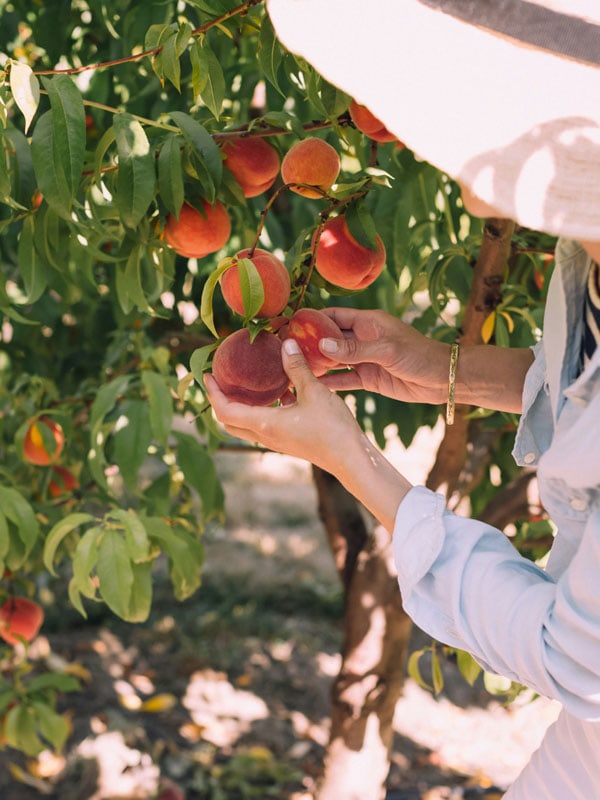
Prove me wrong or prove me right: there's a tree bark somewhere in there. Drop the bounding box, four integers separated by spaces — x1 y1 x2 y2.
312 468 412 800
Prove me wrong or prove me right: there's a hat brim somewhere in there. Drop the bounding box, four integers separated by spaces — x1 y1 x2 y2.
267 0 600 241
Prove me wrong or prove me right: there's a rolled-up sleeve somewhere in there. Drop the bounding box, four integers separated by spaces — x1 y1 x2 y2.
393 487 600 720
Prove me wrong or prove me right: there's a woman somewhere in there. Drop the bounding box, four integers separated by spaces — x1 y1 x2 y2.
207 2 600 796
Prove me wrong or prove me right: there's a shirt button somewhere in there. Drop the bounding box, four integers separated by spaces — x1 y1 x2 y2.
570 498 588 512
523 452 537 464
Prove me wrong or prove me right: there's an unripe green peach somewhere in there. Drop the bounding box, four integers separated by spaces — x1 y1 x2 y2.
211 328 289 406
220 248 291 318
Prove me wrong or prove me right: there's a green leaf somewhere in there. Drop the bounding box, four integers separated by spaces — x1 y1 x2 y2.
431 648 444 695
193 40 225 120
31 701 70 752
43 513 95 576
89 375 132 489
158 134 184 218
189 343 218 383
170 111 222 189
9 61 40 133
4 704 44 756
0 486 39 564
113 112 156 228
31 112 72 219
200 257 235 337
28 673 80 694
41 74 86 198
96 530 134 620
93 126 116 187
234 257 266 322
144 516 203 601
174 431 224 519
161 31 181 91
110 399 153 489
258 14 284 95
109 508 152 564
141 370 173 447
17 214 48 303
126 562 152 622
407 648 433 692
456 649 482 687
71 526 102 602
115 246 154 314
345 200 379 251
0 511 9 562
3 127 36 208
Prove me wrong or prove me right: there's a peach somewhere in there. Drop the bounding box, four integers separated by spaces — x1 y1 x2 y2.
313 215 386 290
280 137 340 198
278 308 343 376
164 200 231 259
0 597 44 646
220 248 291 318
23 416 65 466
48 465 79 498
222 136 281 198
211 328 289 406
349 100 397 144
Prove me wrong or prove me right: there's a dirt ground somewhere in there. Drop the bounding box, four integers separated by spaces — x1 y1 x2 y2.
0 431 561 799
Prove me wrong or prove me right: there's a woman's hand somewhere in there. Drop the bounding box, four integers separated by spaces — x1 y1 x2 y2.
318 308 450 404
205 337 412 532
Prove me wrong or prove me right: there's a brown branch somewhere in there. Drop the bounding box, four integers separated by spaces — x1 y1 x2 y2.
426 218 516 496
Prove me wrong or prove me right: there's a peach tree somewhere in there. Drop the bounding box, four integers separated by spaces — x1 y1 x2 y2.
0 0 554 772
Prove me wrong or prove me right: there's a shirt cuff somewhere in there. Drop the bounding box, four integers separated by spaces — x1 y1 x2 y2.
392 485 447 599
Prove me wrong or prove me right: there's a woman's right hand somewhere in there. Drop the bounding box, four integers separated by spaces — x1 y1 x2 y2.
318 308 451 405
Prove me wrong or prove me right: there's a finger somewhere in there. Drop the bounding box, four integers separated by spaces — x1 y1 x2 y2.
321 306 361 330
319 334 392 366
319 369 365 392
281 338 321 394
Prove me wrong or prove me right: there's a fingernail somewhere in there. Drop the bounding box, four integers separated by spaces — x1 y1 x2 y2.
321 337 338 353
283 338 301 355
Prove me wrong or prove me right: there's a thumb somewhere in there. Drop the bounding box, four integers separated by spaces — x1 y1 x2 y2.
281 338 318 392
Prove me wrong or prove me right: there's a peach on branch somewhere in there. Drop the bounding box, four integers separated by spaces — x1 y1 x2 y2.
164 200 231 259
280 137 340 198
23 416 65 466
220 248 291 318
312 215 386 290
48 465 79 498
349 100 398 144
211 328 289 406
0 597 44 646
278 308 343 376
222 136 281 198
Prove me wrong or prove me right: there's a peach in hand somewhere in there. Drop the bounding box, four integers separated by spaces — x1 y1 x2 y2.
312 215 386 290
278 308 343 377
222 137 281 198
23 416 65 466
220 248 291 318
164 200 231 259
211 328 289 406
280 137 340 199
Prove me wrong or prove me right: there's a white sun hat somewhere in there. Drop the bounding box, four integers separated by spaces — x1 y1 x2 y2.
267 0 600 241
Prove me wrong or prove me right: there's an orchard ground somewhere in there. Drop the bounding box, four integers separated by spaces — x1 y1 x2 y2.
0 423 559 800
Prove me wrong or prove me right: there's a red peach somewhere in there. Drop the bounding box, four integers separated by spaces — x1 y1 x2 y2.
211 328 289 406
164 201 231 259
280 138 340 199
222 137 281 198
0 597 44 646
48 465 79 498
220 248 291 318
349 100 398 143
313 216 386 290
23 416 65 466
278 309 343 376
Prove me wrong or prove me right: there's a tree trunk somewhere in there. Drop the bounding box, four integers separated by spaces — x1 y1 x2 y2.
312 467 412 800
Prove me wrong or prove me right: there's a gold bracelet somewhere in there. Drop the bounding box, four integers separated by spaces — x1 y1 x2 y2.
446 342 460 426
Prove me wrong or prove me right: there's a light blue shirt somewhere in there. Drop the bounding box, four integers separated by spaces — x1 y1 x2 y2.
393 239 600 798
